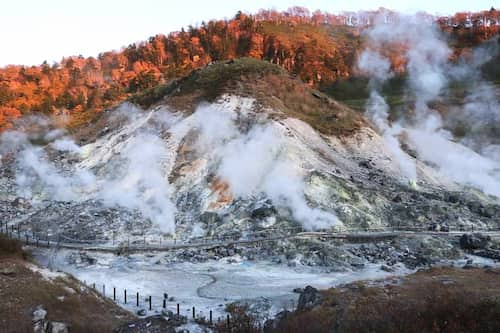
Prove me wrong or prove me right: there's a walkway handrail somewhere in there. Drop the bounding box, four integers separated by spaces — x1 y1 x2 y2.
1 220 499 253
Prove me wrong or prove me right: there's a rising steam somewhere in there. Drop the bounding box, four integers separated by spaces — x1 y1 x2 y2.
191 101 339 229
359 14 500 197
1 97 339 233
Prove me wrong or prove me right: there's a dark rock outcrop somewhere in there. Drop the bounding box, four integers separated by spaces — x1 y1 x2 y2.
251 206 277 219
474 249 500 260
460 233 491 250
199 211 220 225
297 285 322 311
32 306 69 333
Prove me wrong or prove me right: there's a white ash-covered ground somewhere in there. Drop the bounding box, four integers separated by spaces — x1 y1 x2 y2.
1 94 500 327
31 247 413 320
1 95 498 245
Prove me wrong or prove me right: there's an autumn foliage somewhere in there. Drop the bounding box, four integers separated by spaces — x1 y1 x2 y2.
0 8 498 130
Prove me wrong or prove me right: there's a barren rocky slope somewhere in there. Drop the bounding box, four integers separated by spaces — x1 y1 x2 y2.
1 59 499 270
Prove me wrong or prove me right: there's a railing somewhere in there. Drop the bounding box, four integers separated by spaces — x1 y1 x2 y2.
82 279 262 329
1 219 499 254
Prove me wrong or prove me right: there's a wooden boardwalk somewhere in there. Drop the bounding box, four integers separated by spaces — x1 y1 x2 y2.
2 223 499 254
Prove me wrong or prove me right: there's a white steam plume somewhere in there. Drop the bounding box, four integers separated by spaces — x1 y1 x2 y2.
1 105 177 234
358 43 417 182
51 138 84 154
2 99 340 233
98 132 176 234
359 14 500 198
193 100 339 230
15 146 94 201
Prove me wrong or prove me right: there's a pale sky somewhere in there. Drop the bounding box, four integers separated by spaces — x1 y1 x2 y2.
0 0 495 66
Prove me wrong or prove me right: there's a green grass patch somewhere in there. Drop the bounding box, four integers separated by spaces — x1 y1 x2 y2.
128 57 365 135
128 80 178 109
177 57 285 99
322 75 408 114
129 58 285 109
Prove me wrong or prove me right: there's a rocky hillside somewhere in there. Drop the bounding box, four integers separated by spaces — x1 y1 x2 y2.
1 59 499 251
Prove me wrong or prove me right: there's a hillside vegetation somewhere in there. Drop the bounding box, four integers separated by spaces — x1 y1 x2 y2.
215 267 500 333
130 58 365 135
0 8 498 130
270 267 500 333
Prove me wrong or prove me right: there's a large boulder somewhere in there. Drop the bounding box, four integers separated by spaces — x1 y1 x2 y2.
32 306 48 333
199 211 220 225
34 321 49 333
50 322 69 333
297 285 322 311
251 206 276 219
459 233 491 250
32 306 47 322
32 306 69 333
